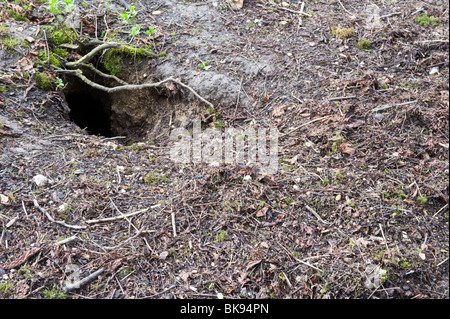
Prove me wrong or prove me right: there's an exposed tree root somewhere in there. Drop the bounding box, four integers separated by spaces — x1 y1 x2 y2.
58 41 215 109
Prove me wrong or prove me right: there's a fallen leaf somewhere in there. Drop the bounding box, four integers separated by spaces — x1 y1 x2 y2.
339 142 356 155
179 270 190 283
159 251 169 260
246 259 262 270
255 206 268 217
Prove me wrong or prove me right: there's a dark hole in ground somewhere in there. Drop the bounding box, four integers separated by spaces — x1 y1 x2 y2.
66 92 112 137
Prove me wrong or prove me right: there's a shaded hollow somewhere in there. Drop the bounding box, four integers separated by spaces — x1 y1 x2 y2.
63 75 113 137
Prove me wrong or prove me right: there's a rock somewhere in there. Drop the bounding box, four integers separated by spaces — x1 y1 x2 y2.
373 113 385 121
32 174 49 187
58 203 68 213
0 194 10 205
429 66 439 75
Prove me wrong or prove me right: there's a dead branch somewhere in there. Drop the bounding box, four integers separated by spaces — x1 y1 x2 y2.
33 199 87 230
63 267 104 292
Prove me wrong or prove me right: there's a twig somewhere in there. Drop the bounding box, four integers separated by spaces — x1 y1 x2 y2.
33 199 87 230
276 5 311 17
278 243 323 272
116 166 122 184
63 268 104 292
57 235 77 245
143 285 176 298
378 224 390 252
171 212 177 237
21 200 29 218
329 95 357 101
65 42 155 69
234 76 244 117
43 29 50 66
432 204 448 218
337 0 356 19
372 100 417 113
280 116 332 138
85 207 150 224
80 63 129 85
437 257 449 267
380 12 402 19
305 205 330 225
416 39 449 44
57 69 215 109
103 228 143 250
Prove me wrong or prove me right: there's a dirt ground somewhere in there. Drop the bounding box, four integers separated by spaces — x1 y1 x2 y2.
0 0 448 299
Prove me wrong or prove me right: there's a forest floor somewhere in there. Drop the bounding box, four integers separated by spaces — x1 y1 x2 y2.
0 0 448 299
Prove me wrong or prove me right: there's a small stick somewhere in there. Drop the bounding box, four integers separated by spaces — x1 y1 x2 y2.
33 199 87 230
280 116 332 138
171 212 177 237
63 268 104 292
279 243 323 272
85 207 149 224
43 29 50 66
21 200 29 218
372 100 417 113
337 0 356 19
6 216 19 228
277 5 311 17
57 235 77 245
329 95 357 101
432 204 448 218
103 228 143 250
234 76 244 117
57 69 215 109
116 166 122 184
380 12 402 19
437 257 449 267
378 224 390 252
305 205 330 225
80 63 129 85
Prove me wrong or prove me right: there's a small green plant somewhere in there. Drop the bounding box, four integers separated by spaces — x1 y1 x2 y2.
44 26 75 45
215 230 228 242
39 50 61 67
1 36 26 52
357 39 372 51
0 282 14 295
198 61 211 71
396 190 408 199
19 265 33 279
415 13 439 26
416 196 428 205
214 120 225 129
53 47 69 58
0 24 9 35
331 26 355 39
285 197 296 206
145 26 157 37
144 172 169 185
56 77 65 89
34 72 56 90
7 9 28 21
42 285 67 299
47 0 74 16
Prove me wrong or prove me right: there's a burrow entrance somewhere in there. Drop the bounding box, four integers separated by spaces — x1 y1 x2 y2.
65 90 112 137
62 73 182 141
